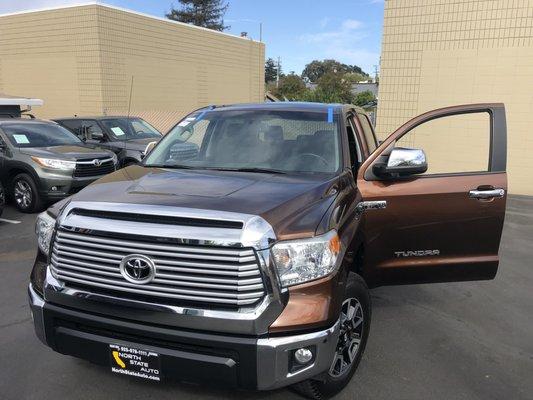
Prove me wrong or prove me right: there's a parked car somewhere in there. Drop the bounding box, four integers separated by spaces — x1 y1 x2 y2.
0 181 4 217
0 119 117 213
53 116 162 167
30 102 507 399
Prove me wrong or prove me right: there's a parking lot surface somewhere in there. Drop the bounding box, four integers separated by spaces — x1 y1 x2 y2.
0 196 532 400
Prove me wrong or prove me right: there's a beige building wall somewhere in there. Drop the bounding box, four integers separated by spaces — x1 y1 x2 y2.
0 4 265 133
377 0 533 195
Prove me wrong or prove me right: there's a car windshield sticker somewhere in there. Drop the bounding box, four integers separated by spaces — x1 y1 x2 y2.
327 107 334 124
111 127 125 136
13 134 30 144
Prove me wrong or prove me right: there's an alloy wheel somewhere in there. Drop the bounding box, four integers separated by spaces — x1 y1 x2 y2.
329 297 364 378
14 180 32 210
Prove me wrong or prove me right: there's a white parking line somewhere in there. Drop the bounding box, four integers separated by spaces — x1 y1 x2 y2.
0 218 22 224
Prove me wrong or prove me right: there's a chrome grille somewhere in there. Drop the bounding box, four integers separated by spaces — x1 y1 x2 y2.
50 230 265 307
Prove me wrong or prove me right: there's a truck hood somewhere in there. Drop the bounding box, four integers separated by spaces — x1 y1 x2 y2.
21 145 112 161
71 165 339 239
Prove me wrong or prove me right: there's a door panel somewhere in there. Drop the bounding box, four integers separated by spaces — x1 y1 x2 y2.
357 104 507 286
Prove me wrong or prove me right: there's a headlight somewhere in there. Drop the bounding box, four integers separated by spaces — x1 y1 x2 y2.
271 230 341 287
31 156 76 170
35 212 56 255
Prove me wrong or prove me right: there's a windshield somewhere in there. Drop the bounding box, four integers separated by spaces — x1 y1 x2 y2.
144 109 341 174
102 118 161 140
2 123 83 148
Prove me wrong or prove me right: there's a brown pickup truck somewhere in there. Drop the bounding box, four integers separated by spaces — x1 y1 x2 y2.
30 102 507 399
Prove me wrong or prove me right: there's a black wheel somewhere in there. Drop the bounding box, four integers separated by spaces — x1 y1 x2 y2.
12 173 43 213
292 273 371 400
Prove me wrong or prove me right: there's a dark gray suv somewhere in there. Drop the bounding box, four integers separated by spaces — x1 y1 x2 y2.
0 119 117 213
54 116 162 167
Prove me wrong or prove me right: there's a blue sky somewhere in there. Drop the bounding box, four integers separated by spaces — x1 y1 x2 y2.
0 0 384 75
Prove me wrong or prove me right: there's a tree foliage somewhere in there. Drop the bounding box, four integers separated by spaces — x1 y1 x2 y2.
303 73 354 104
353 90 376 107
270 74 307 100
264 58 279 84
302 59 369 83
166 0 229 31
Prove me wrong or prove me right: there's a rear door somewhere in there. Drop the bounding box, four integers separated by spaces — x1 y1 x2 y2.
357 104 507 286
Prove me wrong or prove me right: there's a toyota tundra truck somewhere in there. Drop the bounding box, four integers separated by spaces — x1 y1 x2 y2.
29 102 507 399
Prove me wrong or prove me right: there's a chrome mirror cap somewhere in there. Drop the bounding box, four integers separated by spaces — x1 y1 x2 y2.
387 147 427 169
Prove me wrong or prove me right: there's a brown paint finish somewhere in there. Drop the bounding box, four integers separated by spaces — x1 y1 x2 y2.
269 273 345 333
357 103 507 286
357 173 507 285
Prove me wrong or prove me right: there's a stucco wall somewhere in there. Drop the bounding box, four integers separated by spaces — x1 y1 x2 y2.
377 0 533 195
0 4 265 133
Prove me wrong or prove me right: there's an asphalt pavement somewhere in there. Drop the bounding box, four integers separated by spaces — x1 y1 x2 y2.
0 196 532 400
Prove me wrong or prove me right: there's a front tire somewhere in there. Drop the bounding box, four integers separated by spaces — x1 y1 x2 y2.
12 173 43 213
292 273 371 399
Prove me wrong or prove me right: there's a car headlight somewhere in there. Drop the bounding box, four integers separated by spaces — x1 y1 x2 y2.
31 156 76 170
271 230 341 287
35 212 56 255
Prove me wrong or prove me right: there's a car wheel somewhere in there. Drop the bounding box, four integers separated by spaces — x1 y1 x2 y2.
12 173 43 213
292 273 371 400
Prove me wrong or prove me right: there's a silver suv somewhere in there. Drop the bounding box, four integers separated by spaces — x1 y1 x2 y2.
0 119 117 212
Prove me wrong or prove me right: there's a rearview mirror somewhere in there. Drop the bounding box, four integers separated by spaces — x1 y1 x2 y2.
373 147 428 178
142 141 157 158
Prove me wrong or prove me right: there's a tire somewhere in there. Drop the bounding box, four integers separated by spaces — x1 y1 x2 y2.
12 173 43 213
292 273 371 400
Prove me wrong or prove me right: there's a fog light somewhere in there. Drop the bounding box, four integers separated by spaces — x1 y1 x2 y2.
294 348 313 364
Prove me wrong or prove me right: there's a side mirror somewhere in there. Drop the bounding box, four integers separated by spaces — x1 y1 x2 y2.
373 147 428 178
142 141 157 159
90 131 104 141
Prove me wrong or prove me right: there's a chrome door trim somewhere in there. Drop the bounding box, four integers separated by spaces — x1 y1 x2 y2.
355 200 387 218
468 188 505 199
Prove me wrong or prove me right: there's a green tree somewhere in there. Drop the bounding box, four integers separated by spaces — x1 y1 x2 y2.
353 90 376 107
264 58 278 84
344 72 369 84
272 74 308 100
302 59 369 83
304 72 354 103
166 0 229 31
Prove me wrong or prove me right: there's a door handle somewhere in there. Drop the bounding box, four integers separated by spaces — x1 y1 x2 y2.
469 188 505 199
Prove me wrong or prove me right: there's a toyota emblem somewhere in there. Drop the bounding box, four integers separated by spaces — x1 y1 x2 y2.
119 254 156 284
92 159 102 166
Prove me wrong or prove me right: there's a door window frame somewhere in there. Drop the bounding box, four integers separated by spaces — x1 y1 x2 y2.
360 104 507 181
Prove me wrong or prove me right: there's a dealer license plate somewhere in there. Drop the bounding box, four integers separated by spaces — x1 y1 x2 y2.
109 344 161 382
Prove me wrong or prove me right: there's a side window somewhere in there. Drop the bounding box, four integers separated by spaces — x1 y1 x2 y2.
397 111 490 175
59 120 83 137
356 113 378 153
346 118 361 168
82 120 103 137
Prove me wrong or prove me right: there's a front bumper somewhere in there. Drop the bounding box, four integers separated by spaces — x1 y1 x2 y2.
29 284 339 390
38 174 101 200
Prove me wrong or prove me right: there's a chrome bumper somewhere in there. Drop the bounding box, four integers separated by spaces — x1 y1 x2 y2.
28 284 339 390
